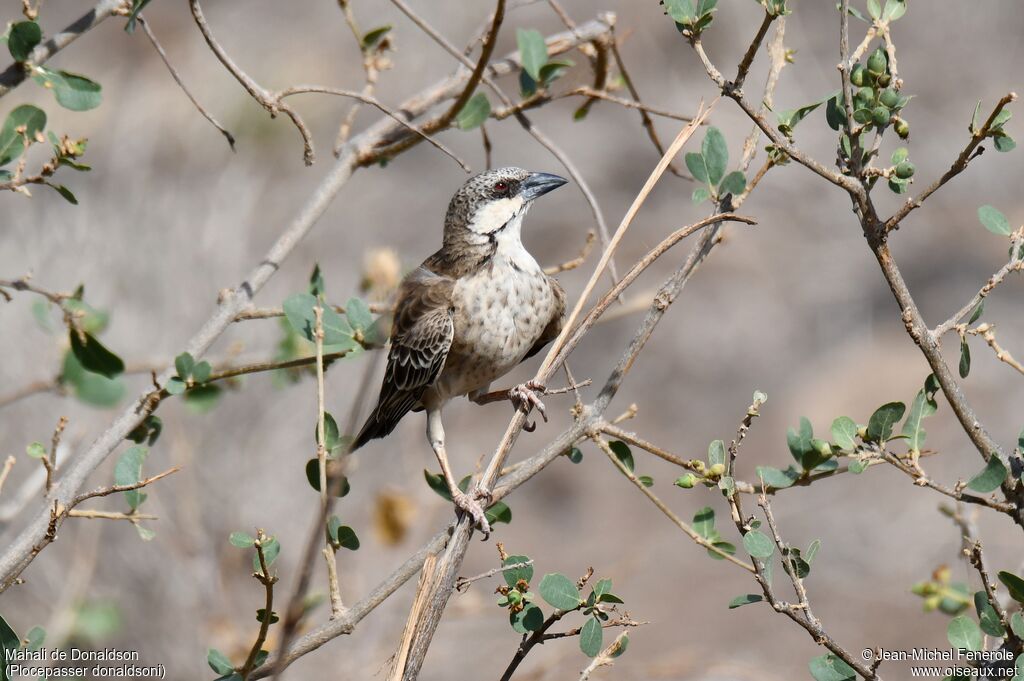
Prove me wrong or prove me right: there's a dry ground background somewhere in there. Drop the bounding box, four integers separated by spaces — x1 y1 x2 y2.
1 1 1023 679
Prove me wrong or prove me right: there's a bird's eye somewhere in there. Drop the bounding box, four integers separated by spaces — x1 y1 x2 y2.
493 181 508 192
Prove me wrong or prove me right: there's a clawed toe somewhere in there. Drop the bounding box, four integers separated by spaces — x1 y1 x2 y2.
452 489 492 538
509 382 548 424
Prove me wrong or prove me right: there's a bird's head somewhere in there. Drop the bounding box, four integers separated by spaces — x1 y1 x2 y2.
444 167 567 238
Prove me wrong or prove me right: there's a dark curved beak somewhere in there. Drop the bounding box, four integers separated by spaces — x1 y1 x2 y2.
521 172 568 201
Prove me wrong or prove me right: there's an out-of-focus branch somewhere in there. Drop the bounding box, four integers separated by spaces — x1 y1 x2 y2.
137 15 236 151
188 0 316 165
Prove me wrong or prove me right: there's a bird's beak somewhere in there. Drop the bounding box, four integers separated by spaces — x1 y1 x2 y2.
521 172 568 200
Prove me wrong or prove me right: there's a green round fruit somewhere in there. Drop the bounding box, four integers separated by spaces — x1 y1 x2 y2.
879 88 900 108
894 160 915 179
895 118 910 139
851 63 867 87
871 105 891 126
867 47 887 75
709 463 726 477
876 73 891 87
855 87 875 107
675 474 697 489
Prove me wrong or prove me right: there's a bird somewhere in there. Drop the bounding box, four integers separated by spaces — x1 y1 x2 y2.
352 167 568 536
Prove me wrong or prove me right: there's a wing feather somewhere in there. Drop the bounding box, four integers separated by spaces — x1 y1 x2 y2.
353 267 455 448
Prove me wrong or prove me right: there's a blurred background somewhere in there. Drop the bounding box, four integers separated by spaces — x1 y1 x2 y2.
1 1 1023 679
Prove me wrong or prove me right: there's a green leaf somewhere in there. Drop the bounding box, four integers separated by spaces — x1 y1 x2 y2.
787 416 814 460
1 613 19 681
969 301 985 325
114 445 148 510
902 384 938 453
593 578 612 598
994 133 1016 152
510 604 544 633
664 0 697 24
946 615 982 651
207 648 234 676
361 25 392 50
742 530 775 559
282 293 356 348
719 170 746 196
229 532 255 548
1006 571 1024 604
974 591 1005 637
866 0 881 20
183 384 222 413
808 654 856 681
830 416 858 450
24 625 45 652
891 147 909 164
255 537 281 572
0 104 47 166
691 186 710 204
538 573 581 610
51 183 79 205
776 95 831 138
69 330 124 378
609 440 634 473
539 59 573 85
34 67 102 111
345 297 374 333
1011 612 1024 638
192 361 212 384
755 465 799 489
503 555 533 588
684 152 709 183
866 402 905 442
637 475 654 487
256 609 279 625
978 205 1012 236
728 593 763 609
317 412 344 454
60 350 124 407
165 376 186 395
825 93 846 131
456 92 491 131
579 617 603 657
701 127 728 186
707 540 736 560
516 29 548 82
485 501 512 526
806 539 822 564
124 0 155 33
707 439 726 467
26 441 46 459
8 21 42 62
693 506 716 539
966 455 1006 493
567 447 583 464
882 0 907 21
959 338 971 378
175 352 195 379
424 469 452 501
306 459 350 497
334 525 360 551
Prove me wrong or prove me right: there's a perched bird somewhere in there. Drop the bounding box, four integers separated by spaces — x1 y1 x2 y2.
353 167 568 535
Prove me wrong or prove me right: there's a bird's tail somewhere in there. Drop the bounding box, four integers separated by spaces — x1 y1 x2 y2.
351 408 392 451
351 391 419 450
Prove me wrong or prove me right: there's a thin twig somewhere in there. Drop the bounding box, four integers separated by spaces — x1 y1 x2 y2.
137 15 236 151
240 530 278 680
0 457 16 497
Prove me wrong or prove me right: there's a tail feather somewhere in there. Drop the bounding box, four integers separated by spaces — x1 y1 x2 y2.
351 391 421 450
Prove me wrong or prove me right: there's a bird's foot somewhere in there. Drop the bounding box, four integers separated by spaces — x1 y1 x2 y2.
509 380 547 431
452 486 492 538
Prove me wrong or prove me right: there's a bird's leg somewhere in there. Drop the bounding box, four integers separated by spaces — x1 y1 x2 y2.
426 407 491 537
470 380 548 431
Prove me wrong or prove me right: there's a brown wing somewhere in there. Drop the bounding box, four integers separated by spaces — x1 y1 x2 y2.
353 266 455 448
522 276 566 362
